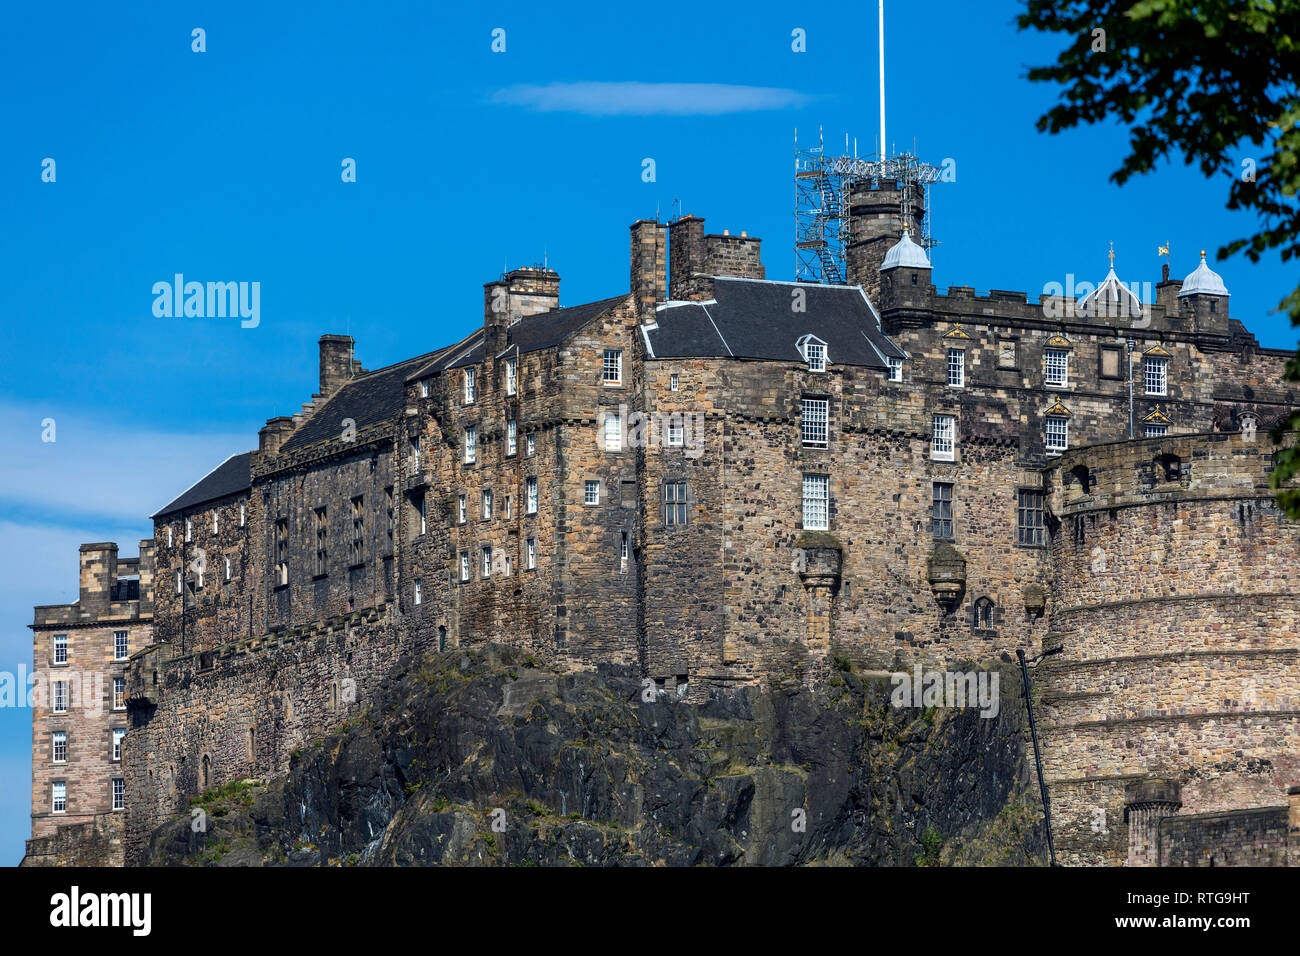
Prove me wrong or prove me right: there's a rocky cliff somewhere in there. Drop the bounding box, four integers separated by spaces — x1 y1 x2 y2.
141 645 1047 866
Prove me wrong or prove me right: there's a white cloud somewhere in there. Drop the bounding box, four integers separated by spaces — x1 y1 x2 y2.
491 81 813 116
0 402 249 526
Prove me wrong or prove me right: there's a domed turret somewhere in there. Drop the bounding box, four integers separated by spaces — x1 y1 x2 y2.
880 228 931 271
1178 251 1230 298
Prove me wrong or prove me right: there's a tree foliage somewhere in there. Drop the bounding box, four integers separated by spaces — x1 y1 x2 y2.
1018 0 1300 512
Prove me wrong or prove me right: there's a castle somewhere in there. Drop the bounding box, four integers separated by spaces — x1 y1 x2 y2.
25 177 1300 866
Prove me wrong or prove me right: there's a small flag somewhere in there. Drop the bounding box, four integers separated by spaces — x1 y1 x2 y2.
1157 244 1170 257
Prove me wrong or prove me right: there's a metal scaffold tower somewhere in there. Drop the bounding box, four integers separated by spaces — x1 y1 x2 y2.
794 127 945 285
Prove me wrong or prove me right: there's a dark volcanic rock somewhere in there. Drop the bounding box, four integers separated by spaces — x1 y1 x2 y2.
142 646 1047 866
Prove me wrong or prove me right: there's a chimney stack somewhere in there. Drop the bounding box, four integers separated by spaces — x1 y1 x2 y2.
319 334 355 399
79 542 119 615
259 416 296 457
630 219 667 322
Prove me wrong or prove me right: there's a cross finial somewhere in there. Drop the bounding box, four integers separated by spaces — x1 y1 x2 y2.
1108 241 1115 269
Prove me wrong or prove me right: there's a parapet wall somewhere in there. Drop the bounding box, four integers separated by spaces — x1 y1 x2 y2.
123 603 432 863
1039 432 1300 865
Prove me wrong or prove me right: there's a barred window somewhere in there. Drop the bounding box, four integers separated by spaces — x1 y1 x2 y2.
802 474 829 531
351 496 364 564
932 482 954 540
1018 490 1046 546
603 349 622 384
932 414 955 461
947 348 965 387
801 398 828 446
315 507 328 576
1045 348 1068 387
1045 415 1069 452
664 480 689 525
1144 356 1167 396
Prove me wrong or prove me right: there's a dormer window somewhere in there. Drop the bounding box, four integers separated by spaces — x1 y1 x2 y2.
797 334 828 372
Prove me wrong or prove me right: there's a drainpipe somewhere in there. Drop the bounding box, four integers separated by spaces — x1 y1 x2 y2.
1126 337 1135 439
1018 646 1062 866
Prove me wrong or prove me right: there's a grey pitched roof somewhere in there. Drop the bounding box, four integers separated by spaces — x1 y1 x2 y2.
152 451 253 519
644 278 904 368
445 295 626 369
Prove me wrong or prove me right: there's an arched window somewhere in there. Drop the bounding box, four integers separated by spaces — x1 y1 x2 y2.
438 625 447 653
973 597 996 631
201 754 211 790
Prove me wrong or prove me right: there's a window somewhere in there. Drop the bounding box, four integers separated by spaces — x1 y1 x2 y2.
459 551 470 582
670 373 679 391
1144 356 1168 396
166 525 172 547
526 538 536 570
212 511 219 534
603 349 622 384
113 677 125 711
52 782 66 814
418 493 427 536
481 546 492 578
932 414 955 461
584 480 600 505
420 378 430 398
507 419 517 456
315 507 328 576
114 631 128 661
506 357 517 396
1144 424 1168 438
414 579 422 605
526 433 536 457
53 634 67 665
176 570 183 594
806 341 826 372
620 532 630 571
464 367 476 403
974 597 995 631
801 398 829 446
504 555 512 576
504 495 512 519
604 412 621 451
887 356 903 381
185 518 192 541
664 480 689 525
411 435 421 469
482 489 493 520
802 475 829 530
224 556 232 582
1044 348 1069 387
458 494 467 525
112 778 125 811
932 482 954 540
52 731 67 763
385 487 395 550
667 418 684 447
240 504 246 527
276 519 289 585
112 729 125 762
197 562 204 589
53 680 68 714
526 477 538 514
1045 415 1069 452
464 426 476 464
1017 490 1045 546
947 348 965 387
346 496 363 565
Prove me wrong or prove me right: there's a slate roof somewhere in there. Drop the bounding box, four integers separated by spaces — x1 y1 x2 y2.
152 451 253 519
444 295 626 369
643 278 904 368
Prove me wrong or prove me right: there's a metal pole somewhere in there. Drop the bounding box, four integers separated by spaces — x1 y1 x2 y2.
1127 337 1135 439
1017 648 1058 866
879 0 886 160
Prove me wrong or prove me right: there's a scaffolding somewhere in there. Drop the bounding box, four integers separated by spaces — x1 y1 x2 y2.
794 127 945 284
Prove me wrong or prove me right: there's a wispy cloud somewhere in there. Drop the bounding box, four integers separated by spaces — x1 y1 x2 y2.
491 81 813 117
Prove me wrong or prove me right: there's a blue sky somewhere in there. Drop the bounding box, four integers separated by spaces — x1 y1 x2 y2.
0 0 1294 865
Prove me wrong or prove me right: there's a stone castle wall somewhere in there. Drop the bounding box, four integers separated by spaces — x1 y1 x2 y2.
1039 433 1300 865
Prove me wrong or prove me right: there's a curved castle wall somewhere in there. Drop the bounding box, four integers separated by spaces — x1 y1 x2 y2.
1040 432 1300 865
